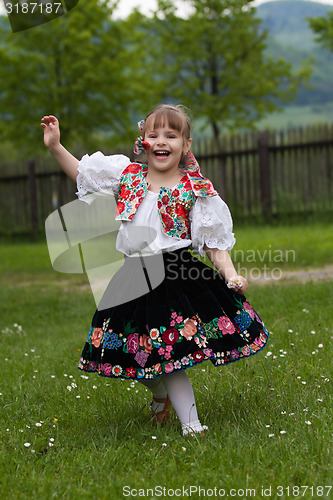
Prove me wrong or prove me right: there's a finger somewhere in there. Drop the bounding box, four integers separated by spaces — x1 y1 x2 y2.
41 117 52 125
40 120 52 128
41 115 58 124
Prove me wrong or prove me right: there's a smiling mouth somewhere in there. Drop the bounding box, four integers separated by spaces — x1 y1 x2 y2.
154 151 170 157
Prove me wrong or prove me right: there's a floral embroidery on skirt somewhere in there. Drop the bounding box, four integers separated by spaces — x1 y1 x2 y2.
78 248 269 380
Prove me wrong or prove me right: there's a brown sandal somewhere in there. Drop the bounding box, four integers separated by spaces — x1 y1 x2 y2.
151 395 171 424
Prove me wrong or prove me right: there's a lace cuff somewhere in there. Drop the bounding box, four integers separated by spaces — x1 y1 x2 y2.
76 152 130 199
190 196 236 256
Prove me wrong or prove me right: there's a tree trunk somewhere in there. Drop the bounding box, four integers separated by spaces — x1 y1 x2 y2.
211 119 221 150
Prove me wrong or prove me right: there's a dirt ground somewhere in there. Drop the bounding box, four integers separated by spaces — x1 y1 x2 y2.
249 265 333 286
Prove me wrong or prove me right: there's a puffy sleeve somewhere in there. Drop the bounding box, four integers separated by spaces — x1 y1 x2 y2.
76 152 130 200
190 195 236 257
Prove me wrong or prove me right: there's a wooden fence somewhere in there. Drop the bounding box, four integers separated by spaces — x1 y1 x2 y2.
195 124 333 221
0 124 333 237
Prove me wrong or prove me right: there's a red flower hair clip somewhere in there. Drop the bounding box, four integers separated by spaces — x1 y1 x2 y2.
134 119 150 154
134 136 150 155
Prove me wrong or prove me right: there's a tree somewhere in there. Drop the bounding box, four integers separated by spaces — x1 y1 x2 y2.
0 0 312 156
140 0 311 142
308 10 333 52
0 0 135 155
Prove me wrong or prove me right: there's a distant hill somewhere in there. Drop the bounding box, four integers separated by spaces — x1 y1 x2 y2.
258 0 332 50
257 0 333 105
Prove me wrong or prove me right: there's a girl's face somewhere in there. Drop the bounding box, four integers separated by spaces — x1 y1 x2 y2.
144 120 192 173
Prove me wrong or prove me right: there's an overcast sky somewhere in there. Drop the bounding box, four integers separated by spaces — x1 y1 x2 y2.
113 0 333 18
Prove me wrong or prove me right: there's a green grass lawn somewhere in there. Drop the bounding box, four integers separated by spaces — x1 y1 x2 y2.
231 221 333 272
0 224 332 499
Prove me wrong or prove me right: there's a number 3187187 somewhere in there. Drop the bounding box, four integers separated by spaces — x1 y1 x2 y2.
277 486 332 497
5 1 63 14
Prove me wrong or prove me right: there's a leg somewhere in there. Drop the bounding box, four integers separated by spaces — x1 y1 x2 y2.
139 377 170 420
162 371 208 436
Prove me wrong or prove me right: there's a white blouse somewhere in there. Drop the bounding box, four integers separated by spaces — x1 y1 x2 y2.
76 151 236 257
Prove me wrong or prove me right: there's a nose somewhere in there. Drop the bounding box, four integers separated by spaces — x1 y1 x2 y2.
156 136 166 146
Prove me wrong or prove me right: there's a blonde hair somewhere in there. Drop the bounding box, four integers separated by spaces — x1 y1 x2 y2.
142 104 192 141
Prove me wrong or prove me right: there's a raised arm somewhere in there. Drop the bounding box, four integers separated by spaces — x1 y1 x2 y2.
204 246 248 295
41 115 79 182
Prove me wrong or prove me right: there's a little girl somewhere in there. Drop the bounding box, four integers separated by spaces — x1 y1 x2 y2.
41 104 269 436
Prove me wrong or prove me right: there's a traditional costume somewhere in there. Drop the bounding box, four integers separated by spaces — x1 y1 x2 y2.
76 151 269 380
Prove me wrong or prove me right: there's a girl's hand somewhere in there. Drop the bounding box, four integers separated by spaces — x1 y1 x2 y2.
40 116 79 181
41 115 60 151
227 276 248 295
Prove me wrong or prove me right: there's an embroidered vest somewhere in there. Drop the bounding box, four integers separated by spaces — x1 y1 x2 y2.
115 154 217 240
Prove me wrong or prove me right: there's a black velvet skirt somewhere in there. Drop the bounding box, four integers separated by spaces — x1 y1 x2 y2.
78 248 269 380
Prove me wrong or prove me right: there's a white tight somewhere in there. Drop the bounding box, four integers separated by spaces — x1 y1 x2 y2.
139 371 207 435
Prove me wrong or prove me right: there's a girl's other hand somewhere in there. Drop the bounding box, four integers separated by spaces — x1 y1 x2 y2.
227 276 248 295
41 115 60 151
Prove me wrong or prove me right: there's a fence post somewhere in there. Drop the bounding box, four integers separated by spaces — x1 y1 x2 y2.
28 159 38 240
258 131 272 219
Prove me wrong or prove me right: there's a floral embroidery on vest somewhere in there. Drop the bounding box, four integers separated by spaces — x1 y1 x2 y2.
115 161 216 239
115 163 148 221
157 177 195 239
